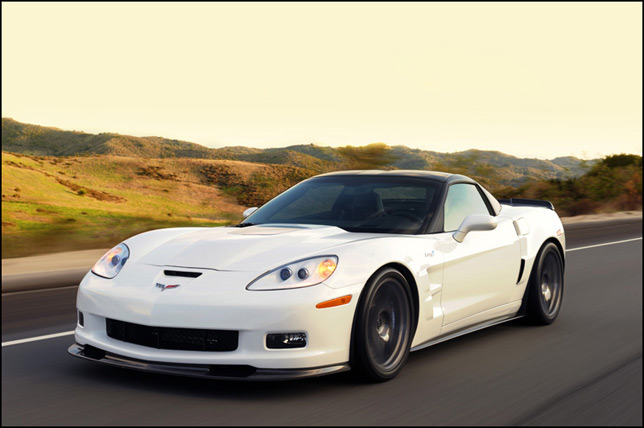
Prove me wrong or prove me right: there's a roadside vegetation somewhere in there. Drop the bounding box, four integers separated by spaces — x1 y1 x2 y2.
495 154 642 216
1 152 292 257
2 118 640 258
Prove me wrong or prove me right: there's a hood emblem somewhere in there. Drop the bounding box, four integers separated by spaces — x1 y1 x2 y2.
156 282 180 291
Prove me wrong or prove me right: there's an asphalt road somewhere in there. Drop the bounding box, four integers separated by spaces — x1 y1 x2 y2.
2 220 642 425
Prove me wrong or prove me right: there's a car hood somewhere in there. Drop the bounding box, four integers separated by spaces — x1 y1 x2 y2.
136 224 372 272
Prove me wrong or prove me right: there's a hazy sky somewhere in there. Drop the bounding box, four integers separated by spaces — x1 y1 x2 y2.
2 2 641 160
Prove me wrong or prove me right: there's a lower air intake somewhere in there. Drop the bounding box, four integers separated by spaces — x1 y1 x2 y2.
106 319 238 352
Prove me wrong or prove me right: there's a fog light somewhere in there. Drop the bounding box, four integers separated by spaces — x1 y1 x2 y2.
266 332 307 349
78 311 84 327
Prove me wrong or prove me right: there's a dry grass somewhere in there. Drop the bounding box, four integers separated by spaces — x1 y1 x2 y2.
1 152 254 257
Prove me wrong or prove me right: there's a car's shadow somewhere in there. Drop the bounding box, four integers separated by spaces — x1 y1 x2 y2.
65 318 546 399
71 361 363 400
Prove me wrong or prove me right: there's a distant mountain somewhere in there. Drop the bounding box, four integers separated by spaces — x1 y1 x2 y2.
1 118 597 188
1 118 217 159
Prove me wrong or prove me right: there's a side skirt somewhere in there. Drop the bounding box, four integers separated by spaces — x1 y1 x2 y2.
410 314 524 353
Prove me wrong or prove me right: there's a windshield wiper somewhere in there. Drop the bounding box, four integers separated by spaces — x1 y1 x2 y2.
233 222 258 228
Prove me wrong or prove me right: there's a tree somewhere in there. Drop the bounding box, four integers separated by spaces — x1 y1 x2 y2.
336 143 398 170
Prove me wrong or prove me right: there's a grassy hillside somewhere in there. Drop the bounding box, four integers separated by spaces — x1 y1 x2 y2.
4 118 636 259
1 118 218 159
2 118 594 187
1 151 314 258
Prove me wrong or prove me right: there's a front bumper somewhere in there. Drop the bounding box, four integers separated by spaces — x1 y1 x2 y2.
74 265 363 372
68 343 350 381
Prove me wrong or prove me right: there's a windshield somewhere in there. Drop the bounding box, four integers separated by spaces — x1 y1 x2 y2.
242 175 441 234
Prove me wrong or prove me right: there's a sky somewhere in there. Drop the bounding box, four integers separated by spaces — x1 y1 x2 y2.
2 2 642 160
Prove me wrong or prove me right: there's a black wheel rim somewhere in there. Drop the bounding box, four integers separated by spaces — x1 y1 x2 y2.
365 279 410 372
539 251 562 317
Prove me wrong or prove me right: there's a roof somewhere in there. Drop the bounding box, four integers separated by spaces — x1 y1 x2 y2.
314 169 474 184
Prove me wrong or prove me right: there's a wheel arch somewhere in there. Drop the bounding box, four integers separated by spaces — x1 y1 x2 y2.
380 262 420 338
349 262 420 366
519 237 565 315
546 237 566 269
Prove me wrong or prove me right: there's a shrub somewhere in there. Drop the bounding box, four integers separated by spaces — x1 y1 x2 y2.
501 154 642 216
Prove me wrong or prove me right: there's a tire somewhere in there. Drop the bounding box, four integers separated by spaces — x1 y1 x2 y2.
352 268 413 382
525 242 564 325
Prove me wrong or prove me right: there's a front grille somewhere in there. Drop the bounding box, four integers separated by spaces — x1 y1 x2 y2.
106 319 238 352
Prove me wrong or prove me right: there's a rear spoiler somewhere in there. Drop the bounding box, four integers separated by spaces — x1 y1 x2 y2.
497 198 555 211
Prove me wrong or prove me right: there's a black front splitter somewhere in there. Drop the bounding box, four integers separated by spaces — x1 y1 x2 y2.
68 343 351 381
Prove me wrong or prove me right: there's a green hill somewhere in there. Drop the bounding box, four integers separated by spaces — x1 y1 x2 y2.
1 151 314 257
1 118 218 159
2 118 595 188
5 117 626 258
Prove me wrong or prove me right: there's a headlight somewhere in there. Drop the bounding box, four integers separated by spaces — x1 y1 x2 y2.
91 243 130 279
246 256 338 291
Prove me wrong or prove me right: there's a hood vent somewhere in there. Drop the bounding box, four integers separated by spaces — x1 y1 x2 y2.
164 270 202 278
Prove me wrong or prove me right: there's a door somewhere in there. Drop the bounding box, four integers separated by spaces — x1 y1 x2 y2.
437 183 520 327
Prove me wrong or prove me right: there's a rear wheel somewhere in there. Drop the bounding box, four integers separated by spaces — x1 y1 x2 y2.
352 268 413 382
526 242 564 324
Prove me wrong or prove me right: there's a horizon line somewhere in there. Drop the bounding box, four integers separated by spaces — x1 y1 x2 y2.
2 116 639 162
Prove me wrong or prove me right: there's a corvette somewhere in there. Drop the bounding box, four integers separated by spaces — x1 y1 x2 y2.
69 170 565 382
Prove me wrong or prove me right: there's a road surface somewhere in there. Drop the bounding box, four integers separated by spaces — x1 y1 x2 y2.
2 220 642 425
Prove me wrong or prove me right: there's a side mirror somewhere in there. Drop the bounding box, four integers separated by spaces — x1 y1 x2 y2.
452 214 498 243
242 207 258 218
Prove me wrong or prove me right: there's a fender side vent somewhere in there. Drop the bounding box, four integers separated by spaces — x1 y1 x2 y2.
164 270 202 278
517 259 526 284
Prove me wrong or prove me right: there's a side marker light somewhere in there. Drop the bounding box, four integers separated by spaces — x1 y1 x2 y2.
316 295 352 309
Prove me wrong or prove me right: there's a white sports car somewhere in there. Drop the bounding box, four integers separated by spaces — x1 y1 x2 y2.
69 170 565 382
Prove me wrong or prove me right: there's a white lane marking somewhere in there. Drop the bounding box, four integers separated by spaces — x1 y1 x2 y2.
2 237 641 347
566 237 642 252
2 285 79 296
2 331 75 347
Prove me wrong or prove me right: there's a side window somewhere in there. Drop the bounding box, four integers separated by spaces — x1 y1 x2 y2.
443 183 490 232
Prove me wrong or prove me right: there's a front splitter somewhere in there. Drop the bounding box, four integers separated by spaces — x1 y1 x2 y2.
68 343 351 381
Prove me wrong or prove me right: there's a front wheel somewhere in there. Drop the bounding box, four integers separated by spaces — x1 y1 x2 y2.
525 242 564 324
352 268 413 382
